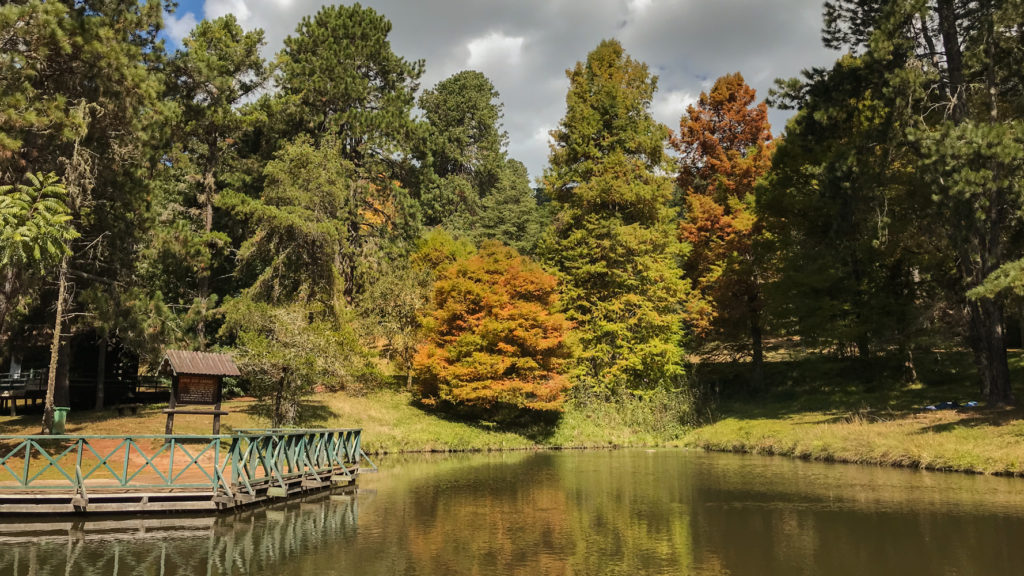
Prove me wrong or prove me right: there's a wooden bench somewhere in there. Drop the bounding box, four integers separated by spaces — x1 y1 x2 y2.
162 409 229 416
163 408 230 435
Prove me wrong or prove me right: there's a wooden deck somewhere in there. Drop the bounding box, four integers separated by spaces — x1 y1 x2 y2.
0 429 373 514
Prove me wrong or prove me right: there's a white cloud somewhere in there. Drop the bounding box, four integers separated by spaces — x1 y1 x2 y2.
651 89 697 129
164 10 198 45
204 0 251 23
176 0 836 178
628 0 653 13
467 32 525 69
531 125 554 146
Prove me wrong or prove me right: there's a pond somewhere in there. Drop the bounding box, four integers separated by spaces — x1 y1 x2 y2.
2 449 1023 575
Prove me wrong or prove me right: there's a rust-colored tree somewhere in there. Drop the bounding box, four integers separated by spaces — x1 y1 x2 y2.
414 242 572 415
671 73 774 386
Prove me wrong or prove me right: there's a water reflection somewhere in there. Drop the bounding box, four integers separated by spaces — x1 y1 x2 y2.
2 450 1024 575
0 490 362 576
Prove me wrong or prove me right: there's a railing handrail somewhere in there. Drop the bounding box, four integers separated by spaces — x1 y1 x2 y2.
0 434 226 441
0 428 369 495
0 429 363 441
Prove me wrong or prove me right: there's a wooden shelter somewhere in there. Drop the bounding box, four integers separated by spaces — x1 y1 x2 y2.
160 350 240 435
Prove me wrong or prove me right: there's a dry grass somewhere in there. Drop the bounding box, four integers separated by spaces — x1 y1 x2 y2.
0 390 678 454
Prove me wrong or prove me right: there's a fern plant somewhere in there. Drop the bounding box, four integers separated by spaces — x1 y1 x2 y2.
0 172 78 272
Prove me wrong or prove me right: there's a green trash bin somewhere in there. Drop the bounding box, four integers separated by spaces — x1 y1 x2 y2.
52 407 70 434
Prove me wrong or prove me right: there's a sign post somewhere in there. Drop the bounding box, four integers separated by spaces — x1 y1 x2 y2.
160 351 239 436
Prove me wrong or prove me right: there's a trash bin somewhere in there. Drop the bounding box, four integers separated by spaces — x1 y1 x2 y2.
52 407 70 434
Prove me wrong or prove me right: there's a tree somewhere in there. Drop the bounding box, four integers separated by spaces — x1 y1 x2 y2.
356 257 430 389
221 299 375 426
165 14 268 347
813 0 1024 403
276 3 423 176
414 71 547 251
0 173 78 336
1 0 177 413
416 70 506 225
671 73 774 385
224 136 363 313
542 39 692 395
760 54 927 362
414 242 572 415
468 159 548 255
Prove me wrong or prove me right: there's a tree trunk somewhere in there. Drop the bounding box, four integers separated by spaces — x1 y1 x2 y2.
967 298 1014 405
1018 303 1024 349
196 162 216 350
902 345 917 383
936 0 966 121
856 335 871 361
42 258 69 434
94 336 107 411
749 301 764 390
55 338 71 409
273 377 286 428
0 268 18 341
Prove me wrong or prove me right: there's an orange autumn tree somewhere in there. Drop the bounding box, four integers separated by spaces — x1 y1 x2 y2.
671 73 774 386
414 241 572 415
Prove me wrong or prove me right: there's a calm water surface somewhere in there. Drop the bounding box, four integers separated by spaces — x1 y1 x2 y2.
2 449 1024 575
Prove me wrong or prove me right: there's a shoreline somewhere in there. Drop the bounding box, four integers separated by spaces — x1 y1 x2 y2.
2 387 1022 479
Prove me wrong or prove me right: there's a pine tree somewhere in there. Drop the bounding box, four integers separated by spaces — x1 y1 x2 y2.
816 0 1024 403
761 54 926 362
416 70 505 225
276 3 423 175
415 71 547 252
163 15 268 347
542 39 691 394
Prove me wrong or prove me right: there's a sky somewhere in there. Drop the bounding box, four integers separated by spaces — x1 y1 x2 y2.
165 0 839 180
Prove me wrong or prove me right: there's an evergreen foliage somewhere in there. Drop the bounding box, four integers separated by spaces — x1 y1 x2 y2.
416 71 547 253
161 15 268 347
4 0 1024 425
542 39 692 394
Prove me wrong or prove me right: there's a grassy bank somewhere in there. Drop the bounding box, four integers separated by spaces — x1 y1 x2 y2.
2 352 1023 477
0 389 681 453
680 351 1024 476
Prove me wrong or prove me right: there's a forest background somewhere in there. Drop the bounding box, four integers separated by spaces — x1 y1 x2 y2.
3 0 1024 433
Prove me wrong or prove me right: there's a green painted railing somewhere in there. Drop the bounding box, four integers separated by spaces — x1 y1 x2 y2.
0 429 372 496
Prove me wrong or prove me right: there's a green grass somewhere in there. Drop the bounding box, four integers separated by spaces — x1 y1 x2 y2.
679 351 1024 476
2 350 1023 477
0 389 684 454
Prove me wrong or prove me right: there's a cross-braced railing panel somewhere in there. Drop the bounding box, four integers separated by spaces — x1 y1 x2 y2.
0 429 370 497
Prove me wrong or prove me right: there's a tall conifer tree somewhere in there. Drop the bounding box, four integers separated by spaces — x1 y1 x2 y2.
543 39 691 394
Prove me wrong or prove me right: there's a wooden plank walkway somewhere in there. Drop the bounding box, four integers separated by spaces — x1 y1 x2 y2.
0 429 373 514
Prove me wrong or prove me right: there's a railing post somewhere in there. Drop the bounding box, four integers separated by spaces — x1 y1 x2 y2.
121 439 130 486
169 438 175 487
22 440 30 486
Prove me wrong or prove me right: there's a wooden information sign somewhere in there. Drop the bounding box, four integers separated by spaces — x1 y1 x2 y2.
161 351 239 436
176 374 219 405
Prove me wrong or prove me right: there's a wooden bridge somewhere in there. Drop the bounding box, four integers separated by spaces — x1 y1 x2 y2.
0 428 373 514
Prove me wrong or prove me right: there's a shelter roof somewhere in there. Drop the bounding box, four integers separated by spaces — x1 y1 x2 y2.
161 350 240 377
